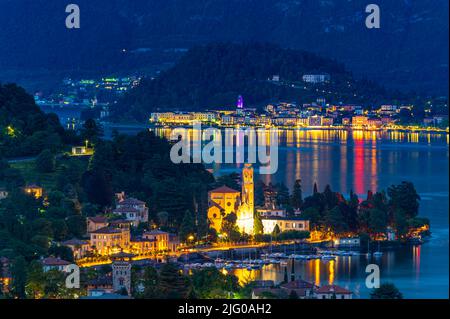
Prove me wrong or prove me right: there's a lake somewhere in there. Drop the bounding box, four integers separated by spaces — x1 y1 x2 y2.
208 129 449 299
153 128 449 299
40 109 450 298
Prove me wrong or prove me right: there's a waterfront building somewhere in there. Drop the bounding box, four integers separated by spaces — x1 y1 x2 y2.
192 112 216 122
62 238 90 259
322 117 334 126
41 257 72 272
308 115 323 127
297 117 309 127
168 234 180 252
378 105 398 116
129 237 157 255
336 237 360 247
87 216 109 233
113 196 149 227
367 118 383 128
261 216 310 234
342 117 351 125
352 116 369 127
315 285 353 299
90 226 130 256
273 117 297 126
143 230 170 251
221 115 235 125
381 117 395 125
257 208 286 218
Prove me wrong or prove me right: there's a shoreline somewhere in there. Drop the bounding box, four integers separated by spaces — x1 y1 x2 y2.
102 122 449 134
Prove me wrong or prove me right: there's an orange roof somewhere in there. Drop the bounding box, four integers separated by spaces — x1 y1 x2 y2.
210 185 240 194
316 285 352 294
41 257 71 266
88 216 108 224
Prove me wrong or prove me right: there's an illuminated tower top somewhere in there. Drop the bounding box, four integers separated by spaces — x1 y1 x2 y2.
237 95 244 109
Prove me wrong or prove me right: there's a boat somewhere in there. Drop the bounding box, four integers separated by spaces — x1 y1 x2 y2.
373 242 383 258
280 260 288 266
321 255 336 260
366 240 372 258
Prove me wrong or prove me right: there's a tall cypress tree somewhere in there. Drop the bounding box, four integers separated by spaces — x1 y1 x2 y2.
291 179 303 210
179 210 196 242
313 182 318 195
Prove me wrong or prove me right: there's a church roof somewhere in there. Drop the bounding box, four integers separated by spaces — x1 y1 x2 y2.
209 185 240 194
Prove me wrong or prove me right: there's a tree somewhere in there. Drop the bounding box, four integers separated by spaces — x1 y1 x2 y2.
35 149 55 173
393 209 409 238
288 290 299 299
215 173 240 191
159 263 190 299
272 224 281 239
324 206 348 234
81 169 113 207
313 182 318 195
253 213 264 236
388 182 420 219
370 283 403 299
283 266 288 284
11 256 27 298
368 209 388 234
301 207 321 227
179 210 196 242
157 211 169 227
80 119 103 143
25 260 45 299
221 213 240 242
290 179 303 210
275 183 290 208
191 267 239 299
140 266 160 299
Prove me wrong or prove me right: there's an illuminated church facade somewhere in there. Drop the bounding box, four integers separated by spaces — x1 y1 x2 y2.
208 164 255 235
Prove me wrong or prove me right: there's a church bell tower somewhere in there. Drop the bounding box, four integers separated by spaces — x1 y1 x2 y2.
242 163 254 208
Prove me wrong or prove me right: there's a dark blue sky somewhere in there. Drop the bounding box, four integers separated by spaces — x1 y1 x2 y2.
0 0 448 95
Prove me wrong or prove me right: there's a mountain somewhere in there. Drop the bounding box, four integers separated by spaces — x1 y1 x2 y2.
0 0 448 95
111 42 406 121
0 84 66 157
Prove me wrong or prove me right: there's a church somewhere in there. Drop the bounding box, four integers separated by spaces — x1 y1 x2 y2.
207 164 255 235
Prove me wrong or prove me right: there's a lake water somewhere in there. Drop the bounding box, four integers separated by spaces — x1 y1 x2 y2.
205 129 448 299
152 128 448 299
40 108 449 298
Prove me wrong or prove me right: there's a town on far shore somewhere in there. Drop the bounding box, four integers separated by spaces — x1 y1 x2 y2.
33 74 448 133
